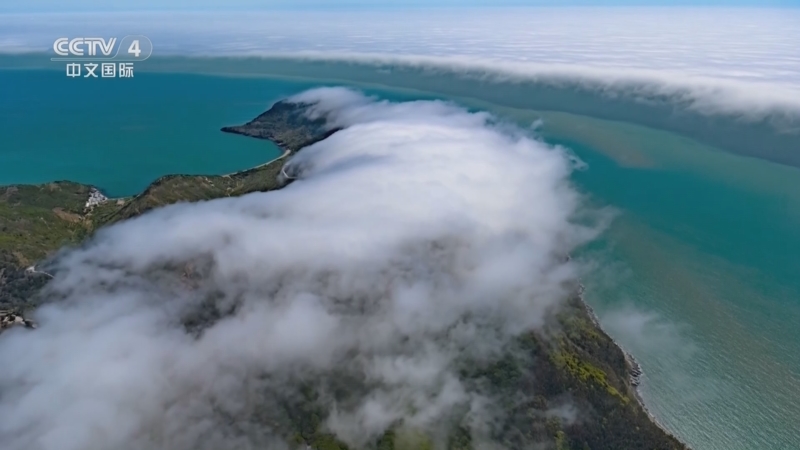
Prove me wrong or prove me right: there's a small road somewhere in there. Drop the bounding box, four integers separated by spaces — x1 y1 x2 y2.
25 265 53 278
280 162 297 181
223 148 291 177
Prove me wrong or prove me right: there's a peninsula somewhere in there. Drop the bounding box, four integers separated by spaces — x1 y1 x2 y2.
0 99 688 450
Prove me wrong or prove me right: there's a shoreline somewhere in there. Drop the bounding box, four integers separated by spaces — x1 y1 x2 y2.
578 284 683 444
87 147 293 208
221 148 291 177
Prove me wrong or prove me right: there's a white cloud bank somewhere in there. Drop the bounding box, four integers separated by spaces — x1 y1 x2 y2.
0 88 596 450
2 8 799 116
0 7 800 110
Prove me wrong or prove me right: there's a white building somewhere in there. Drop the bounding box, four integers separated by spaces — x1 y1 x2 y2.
85 187 109 209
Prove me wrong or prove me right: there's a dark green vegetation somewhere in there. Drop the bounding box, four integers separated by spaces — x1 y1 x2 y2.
0 182 93 309
221 99 339 152
0 99 688 449
266 295 687 450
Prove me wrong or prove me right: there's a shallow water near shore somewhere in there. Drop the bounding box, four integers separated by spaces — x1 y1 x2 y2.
478 102 800 450
3 60 800 449
0 69 294 197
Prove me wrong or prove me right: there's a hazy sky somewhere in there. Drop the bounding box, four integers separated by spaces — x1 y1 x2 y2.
2 0 798 13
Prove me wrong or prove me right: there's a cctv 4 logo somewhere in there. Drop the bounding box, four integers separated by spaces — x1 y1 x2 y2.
53 38 143 57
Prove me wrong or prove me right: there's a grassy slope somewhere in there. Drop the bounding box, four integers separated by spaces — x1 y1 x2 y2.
0 182 94 309
0 100 688 450
0 182 92 264
0 162 295 311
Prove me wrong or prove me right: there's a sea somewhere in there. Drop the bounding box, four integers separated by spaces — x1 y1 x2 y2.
2 56 799 450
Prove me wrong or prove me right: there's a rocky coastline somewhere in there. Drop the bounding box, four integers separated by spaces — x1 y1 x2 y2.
577 283 680 443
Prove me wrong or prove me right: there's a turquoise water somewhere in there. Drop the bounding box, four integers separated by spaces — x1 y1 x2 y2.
526 111 800 449
563 138 800 450
3 63 800 449
0 70 313 197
